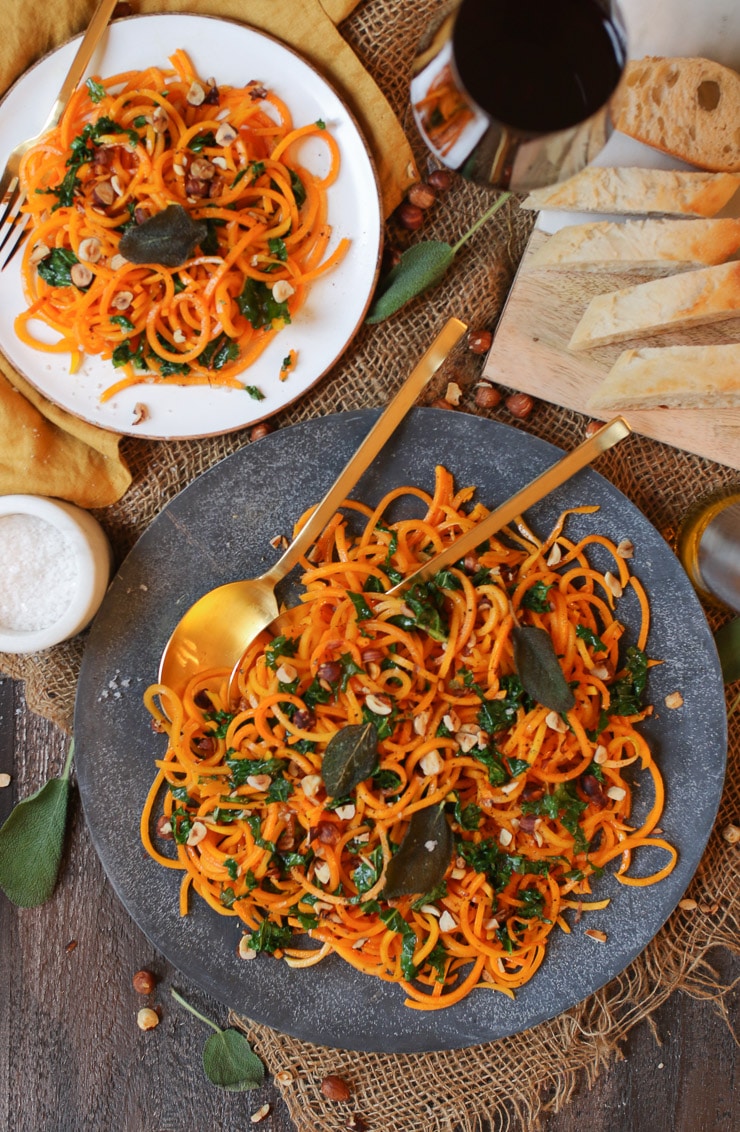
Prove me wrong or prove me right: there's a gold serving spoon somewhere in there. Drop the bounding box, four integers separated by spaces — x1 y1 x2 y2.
226 414 630 702
158 317 467 695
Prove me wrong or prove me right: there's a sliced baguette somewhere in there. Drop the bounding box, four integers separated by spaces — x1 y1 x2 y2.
612 56 740 173
569 261 740 350
520 167 740 217
528 217 740 271
587 344 740 411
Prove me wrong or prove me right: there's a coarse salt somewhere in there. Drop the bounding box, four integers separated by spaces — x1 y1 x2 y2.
0 514 78 631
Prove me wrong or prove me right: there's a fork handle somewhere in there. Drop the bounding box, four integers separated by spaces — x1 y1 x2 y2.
41 0 120 132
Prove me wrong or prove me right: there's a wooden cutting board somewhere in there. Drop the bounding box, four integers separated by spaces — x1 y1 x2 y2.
484 227 740 470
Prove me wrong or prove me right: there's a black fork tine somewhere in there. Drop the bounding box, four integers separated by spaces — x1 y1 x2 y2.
0 212 30 269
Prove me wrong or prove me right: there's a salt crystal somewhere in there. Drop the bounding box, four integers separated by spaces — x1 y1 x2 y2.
0 514 78 631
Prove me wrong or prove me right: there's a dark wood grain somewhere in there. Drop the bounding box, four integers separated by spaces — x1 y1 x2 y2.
1 677 737 1132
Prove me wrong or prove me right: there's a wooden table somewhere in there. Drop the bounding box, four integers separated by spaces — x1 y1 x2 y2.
1 676 737 1130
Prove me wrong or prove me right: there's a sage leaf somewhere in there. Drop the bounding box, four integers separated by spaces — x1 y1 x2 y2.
715 617 740 684
119 204 207 267
366 191 511 323
322 722 378 797
383 802 453 899
0 740 74 907
171 989 265 1091
366 242 454 324
512 625 575 714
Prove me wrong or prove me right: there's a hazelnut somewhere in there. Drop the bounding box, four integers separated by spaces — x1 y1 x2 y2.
474 381 501 410
427 168 453 191
132 969 156 995
155 814 174 840
320 1075 352 1102
468 328 492 354
721 822 740 845
430 397 454 410
381 244 402 274
92 181 115 207
584 419 603 439
396 202 424 230
136 1007 160 1031
407 181 437 209
249 422 272 442
70 263 93 288
505 391 535 419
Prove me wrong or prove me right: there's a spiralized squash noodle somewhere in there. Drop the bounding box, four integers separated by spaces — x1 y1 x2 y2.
142 467 676 1010
15 50 348 398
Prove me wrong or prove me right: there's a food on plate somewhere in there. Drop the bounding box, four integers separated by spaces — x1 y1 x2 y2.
142 468 675 1010
568 261 740 350
14 51 347 400
520 166 740 217
611 56 740 173
528 217 740 272
587 343 740 412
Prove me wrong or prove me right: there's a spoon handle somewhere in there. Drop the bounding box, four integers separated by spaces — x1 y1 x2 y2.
388 415 631 593
261 316 467 586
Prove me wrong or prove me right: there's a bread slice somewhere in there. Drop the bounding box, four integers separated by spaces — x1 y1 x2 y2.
569 261 740 350
612 56 740 173
587 343 740 411
529 217 740 271
520 167 740 217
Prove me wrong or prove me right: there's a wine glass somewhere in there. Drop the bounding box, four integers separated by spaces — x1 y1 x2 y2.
410 0 628 191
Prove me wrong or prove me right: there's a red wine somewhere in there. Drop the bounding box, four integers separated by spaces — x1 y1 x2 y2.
452 0 626 135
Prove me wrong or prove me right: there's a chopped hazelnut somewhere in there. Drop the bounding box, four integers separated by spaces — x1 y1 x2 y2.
136 1007 160 1031
187 80 206 106
665 691 684 710
584 929 608 943
250 1103 271 1123
721 823 740 846
0 772 10 788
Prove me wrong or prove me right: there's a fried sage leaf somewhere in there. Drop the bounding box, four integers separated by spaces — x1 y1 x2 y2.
119 204 208 267
382 803 453 899
321 722 378 797
512 625 575 714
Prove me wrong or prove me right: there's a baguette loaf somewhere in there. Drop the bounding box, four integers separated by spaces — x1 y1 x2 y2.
587 344 740 411
569 261 740 350
612 56 740 173
529 217 740 271
520 167 740 217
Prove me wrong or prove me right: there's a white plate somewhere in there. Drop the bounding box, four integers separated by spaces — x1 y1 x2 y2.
0 13 382 439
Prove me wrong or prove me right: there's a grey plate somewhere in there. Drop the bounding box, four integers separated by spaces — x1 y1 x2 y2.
74 409 727 1052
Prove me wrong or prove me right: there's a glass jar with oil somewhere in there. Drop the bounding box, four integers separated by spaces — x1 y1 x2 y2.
676 488 740 613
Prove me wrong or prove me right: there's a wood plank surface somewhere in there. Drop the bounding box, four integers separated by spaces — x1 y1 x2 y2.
1 678 738 1131
484 228 740 470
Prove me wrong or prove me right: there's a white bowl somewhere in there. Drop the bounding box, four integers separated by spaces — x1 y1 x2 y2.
0 495 113 653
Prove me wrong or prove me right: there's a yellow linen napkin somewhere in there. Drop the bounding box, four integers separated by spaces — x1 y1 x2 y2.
0 0 417 508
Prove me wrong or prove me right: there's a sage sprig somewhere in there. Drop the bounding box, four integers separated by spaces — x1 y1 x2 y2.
366 191 512 323
170 988 265 1091
0 739 74 907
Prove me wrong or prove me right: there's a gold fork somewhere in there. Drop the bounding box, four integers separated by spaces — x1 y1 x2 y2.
0 0 119 268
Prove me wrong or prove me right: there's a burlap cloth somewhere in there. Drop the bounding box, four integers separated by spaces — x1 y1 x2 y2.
2 2 738 1129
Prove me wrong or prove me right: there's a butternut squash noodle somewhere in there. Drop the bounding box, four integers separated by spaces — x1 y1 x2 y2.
15 50 347 399
142 467 676 1010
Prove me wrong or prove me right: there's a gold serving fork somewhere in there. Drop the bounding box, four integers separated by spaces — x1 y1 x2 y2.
0 0 119 269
